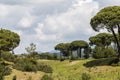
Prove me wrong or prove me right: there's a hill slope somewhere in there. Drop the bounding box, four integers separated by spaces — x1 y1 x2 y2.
5 59 120 80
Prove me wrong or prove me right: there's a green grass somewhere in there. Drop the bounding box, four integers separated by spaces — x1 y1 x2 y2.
4 59 120 80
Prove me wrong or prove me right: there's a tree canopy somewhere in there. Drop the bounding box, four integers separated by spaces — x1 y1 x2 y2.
90 6 120 56
90 6 120 32
55 43 70 56
89 33 113 48
0 29 20 52
70 40 89 57
70 40 89 50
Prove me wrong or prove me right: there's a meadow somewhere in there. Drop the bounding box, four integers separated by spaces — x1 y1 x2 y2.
4 59 120 80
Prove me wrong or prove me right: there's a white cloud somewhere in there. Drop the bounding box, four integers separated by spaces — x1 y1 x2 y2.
0 4 9 17
0 0 66 5
18 13 36 28
35 23 57 41
35 0 99 43
97 0 120 9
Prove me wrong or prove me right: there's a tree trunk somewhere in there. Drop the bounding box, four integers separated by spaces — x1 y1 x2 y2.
111 27 120 58
12 50 14 54
70 50 73 60
77 48 81 58
117 25 120 41
77 49 79 58
60 51 62 61
79 48 82 58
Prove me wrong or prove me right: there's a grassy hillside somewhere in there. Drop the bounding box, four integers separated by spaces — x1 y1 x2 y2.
4 59 120 80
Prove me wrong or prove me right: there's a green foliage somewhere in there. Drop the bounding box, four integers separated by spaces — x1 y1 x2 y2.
84 57 119 67
90 6 120 55
12 75 17 80
82 73 91 80
14 58 37 72
37 63 53 73
70 40 88 50
0 29 20 51
0 62 11 80
70 40 89 58
14 57 53 73
83 47 91 59
41 74 53 80
90 6 120 31
39 53 58 60
25 43 36 54
25 43 40 59
0 75 4 80
92 46 116 59
89 33 113 47
0 51 15 62
55 43 70 57
23 62 37 72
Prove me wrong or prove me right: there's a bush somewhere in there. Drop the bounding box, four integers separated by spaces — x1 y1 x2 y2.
92 46 116 59
0 63 11 76
41 74 53 80
84 57 119 67
13 75 17 80
37 63 53 73
0 75 4 80
0 62 11 80
14 58 53 73
23 62 37 72
14 58 37 72
0 51 15 62
39 53 58 60
82 73 91 80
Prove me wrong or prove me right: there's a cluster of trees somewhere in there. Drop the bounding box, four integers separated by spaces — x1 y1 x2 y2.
55 6 120 60
55 40 90 60
89 33 117 58
54 32 118 60
90 6 120 57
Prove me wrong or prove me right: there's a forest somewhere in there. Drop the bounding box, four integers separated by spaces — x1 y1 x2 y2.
0 6 120 80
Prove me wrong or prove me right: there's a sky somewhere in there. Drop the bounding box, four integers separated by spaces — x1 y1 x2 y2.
0 0 120 53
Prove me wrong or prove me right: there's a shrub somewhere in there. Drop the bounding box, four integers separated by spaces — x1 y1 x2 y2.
23 62 37 72
84 57 119 67
0 51 15 62
0 63 11 76
41 74 53 80
14 58 53 73
0 62 11 80
14 58 37 72
82 73 91 80
92 46 116 59
37 63 53 73
0 75 4 80
13 75 17 80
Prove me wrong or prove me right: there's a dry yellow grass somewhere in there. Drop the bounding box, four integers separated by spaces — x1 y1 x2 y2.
4 60 120 80
5 69 44 80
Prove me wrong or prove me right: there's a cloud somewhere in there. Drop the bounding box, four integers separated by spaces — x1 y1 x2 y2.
18 13 36 28
0 0 120 53
96 0 120 9
0 0 67 5
35 0 98 42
